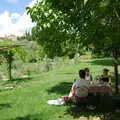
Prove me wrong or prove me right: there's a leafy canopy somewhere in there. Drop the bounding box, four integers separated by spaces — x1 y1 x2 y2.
27 0 120 57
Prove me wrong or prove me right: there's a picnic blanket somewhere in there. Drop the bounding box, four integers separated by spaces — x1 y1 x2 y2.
47 98 65 105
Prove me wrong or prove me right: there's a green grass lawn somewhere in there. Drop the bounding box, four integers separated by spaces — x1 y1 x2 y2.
0 58 120 120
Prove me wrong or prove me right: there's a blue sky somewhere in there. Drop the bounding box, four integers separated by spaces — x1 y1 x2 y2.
0 0 37 37
0 0 32 15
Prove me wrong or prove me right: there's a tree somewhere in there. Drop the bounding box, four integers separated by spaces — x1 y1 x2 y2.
26 1 84 58
27 0 120 93
0 45 24 80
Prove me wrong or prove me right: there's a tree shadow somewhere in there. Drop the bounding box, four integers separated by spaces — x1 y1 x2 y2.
9 113 43 120
65 104 99 119
90 59 120 66
0 87 14 92
65 104 120 120
3 77 32 86
47 82 73 95
62 72 74 75
0 77 33 93
65 94 120 120
0 103 12 110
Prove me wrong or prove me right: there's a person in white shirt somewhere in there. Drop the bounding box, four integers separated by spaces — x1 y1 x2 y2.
68 70 90 102
84 68 93 82
47 70 90 105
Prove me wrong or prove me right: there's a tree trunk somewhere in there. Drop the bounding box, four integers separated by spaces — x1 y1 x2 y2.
8 60 12 81
113 48 119 94
8 51 13 81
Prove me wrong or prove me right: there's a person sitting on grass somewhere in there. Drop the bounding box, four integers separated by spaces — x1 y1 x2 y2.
100 68 111 84
84 67 93 82
94 68 111 85
47 70 90 105
94 77 111 87
63 69 90 103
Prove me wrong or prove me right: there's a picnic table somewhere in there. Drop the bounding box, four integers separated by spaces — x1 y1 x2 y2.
76 85 115 109
88 86 114 95
62 84 115 106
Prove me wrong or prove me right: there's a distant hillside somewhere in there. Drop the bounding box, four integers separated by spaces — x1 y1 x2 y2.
0 35 25 47
0 35 18 42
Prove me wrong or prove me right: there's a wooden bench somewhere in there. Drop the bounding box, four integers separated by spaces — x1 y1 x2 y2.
76 86 115 108
88 86 114 95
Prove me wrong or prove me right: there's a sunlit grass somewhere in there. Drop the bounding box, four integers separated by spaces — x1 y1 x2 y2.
0 58 119 120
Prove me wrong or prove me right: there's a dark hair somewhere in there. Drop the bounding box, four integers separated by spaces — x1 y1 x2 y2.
84 68 89 72
101 77 109 82
79 70 86 79
103 68 109 72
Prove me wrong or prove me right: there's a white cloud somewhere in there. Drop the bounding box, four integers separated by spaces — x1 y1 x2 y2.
0 11 12 29
0 0 39 37
11 13 21 20
10 12 35 36
28 0 42 7
0 11 34 37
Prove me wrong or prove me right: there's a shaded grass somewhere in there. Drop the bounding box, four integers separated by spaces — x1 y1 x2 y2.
0 103 12 110
9 113 44 120
65 104 120 120
47 82 73 95
90 58 120 66
0 58 120 120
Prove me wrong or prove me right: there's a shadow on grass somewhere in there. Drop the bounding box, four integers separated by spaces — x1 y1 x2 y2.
0 87 14 92
65 94 120 120
10 113 43 120
62 72 74 75
90 59 119 66
0 77 33 93
3 77 32 86
65 104 120 120
0 103 12 110
47 82 73 95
